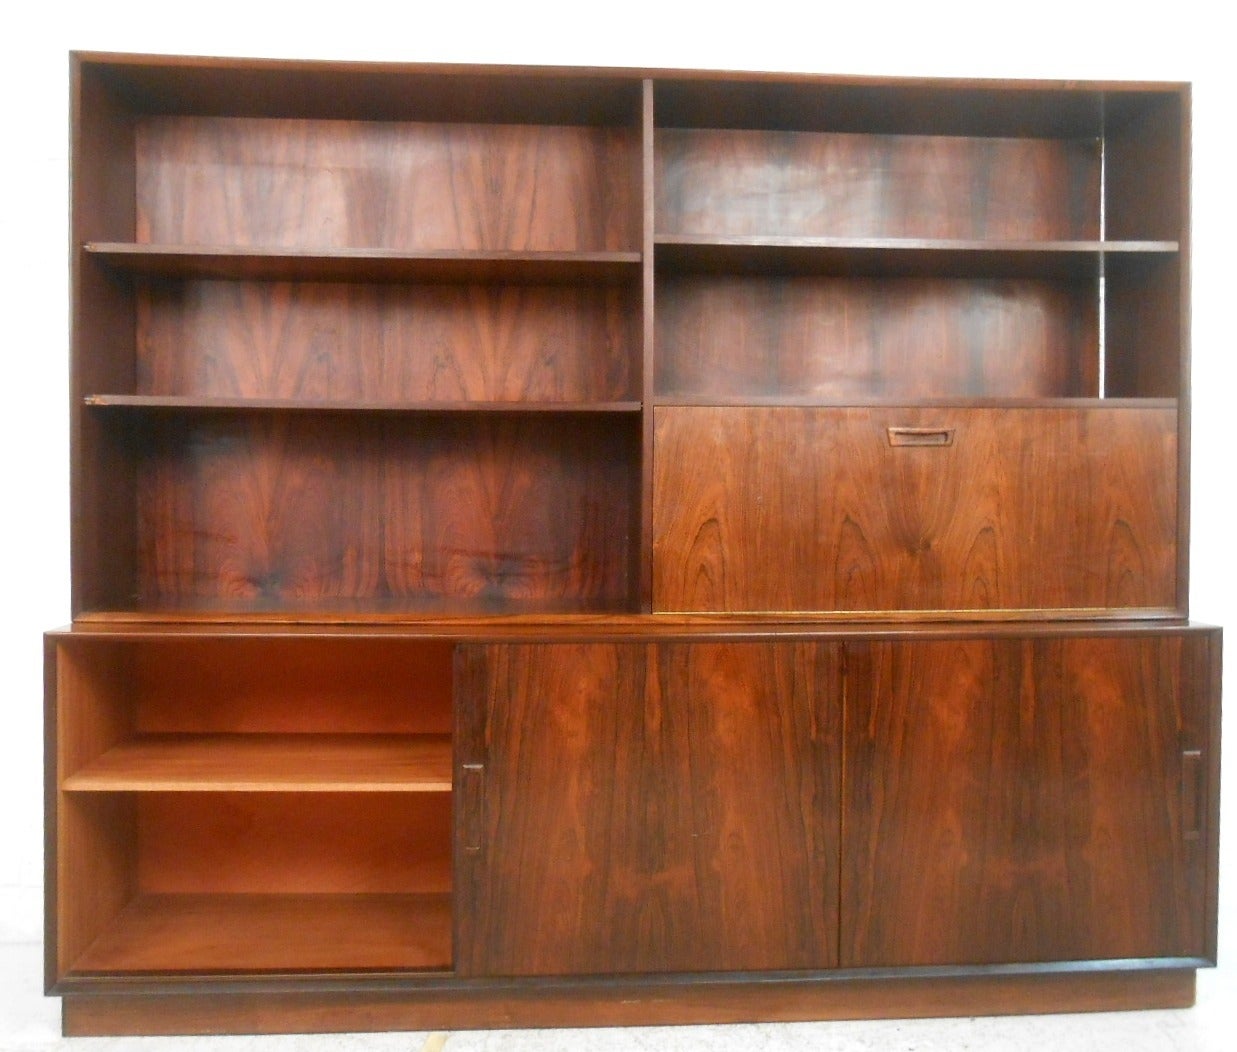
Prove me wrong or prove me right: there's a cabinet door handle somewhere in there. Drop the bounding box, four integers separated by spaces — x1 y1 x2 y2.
461 762 486 853
887 426 955 447
1181 749 1203 841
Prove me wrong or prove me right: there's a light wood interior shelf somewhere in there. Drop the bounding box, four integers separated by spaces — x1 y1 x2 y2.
63 734 452 793
68 893 453 974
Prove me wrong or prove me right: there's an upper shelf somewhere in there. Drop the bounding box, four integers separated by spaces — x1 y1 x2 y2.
84 395 643 415
86 243 643 286
80 53 1184 135
83 53 644 125
654 236 1179 278
90 238 1178 283
653 77 1185 138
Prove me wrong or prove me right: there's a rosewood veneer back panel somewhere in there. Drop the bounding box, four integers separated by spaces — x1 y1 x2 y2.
137 280 639 402
137 117 640 252
655 129 1099 240
656 275 1098 400
127 414 638 611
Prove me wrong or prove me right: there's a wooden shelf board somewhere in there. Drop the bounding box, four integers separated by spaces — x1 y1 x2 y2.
63 734 452 793
65 608 1186 634
68 893 452 974
52 616 1198 654
74 595 643 622
84 394 643 414
655 235 1178 277
85 242 642 285
653 395 1179 410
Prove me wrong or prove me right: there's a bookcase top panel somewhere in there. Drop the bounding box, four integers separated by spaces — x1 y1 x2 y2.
73 51 1188 135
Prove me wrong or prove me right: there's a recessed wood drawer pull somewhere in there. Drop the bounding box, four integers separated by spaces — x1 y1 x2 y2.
1182 749 1203 841
461 762 486 853
887 426 955 447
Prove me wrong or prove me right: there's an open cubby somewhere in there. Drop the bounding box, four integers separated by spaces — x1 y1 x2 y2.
650 82 1182 406
53 635 456 976
136 116 640 253
70 60 646 620
60 793 453 975
655 274 1099 401
51 55 1216 1036
654 127 1101 242
78 410 639 616
56 636 454 756
55 635 455 791
128 277 640 404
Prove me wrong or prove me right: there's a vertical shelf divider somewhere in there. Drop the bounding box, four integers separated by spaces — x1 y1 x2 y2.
639 78 657 612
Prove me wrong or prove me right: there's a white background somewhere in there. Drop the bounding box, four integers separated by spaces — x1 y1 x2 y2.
0 0 1232 1027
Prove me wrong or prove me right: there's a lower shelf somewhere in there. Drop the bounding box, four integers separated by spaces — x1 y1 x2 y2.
68 893 453 974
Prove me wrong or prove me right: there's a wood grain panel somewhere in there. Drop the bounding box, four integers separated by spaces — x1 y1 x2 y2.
842 635 1211 965
90 56 641 125
43 638 59 987
653 78 1107 138
1106 259 1181 398
456 641 839 976
652 406 1176 614
72 62 140 616
137 793 451 895
1105 91 1185 243
656 275 1097 399
379 416 638 609
68 893 452 974
655 129 1099 240
54 641 138 979
56 642 135 781
135 414 638 611
1058 634 1210 956
137 414 382 604
137 117 638 251
57 794 137 980
74 266 139 615
136 279 638 402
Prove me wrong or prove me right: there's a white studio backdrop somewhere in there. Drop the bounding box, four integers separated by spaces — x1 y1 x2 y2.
0 0 1232 999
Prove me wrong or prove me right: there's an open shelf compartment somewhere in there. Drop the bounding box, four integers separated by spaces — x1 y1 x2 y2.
77 408 641 618
67 890 452 975
51 634 457 977
650 82 1185 406
58 793 454 976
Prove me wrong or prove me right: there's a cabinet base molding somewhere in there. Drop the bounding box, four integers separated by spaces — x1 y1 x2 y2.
61 969 1197 1037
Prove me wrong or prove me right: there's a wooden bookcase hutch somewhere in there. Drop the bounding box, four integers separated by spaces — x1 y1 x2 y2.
45 52 1221 1036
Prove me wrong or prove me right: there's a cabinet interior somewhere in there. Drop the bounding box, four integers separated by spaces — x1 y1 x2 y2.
55 637 454 975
